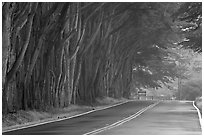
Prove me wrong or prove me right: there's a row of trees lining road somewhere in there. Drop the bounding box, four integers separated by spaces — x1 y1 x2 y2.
176 50 202 100
2 2 202 114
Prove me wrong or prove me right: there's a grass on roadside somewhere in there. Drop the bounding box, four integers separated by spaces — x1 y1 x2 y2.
195 96 202 116
2 97 127 131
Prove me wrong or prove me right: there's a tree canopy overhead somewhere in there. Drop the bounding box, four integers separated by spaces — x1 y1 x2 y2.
172 2 202 52
2 2 202 114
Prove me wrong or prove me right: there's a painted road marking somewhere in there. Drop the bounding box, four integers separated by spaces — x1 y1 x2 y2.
3 100 137 133
193 101 202 130
84 101 160 135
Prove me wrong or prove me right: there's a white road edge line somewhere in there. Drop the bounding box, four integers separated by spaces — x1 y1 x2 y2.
84 101 160 135
193 101 202 130
3 100 136 133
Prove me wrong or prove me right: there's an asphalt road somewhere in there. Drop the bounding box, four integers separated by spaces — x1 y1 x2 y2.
2 100 201 135
97 100 202 135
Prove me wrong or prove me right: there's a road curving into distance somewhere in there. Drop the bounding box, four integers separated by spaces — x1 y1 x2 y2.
97 100 202 135
3 100 155 135
2 100 201 135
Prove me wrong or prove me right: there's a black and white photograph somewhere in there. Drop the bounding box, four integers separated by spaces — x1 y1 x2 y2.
2 1 202 135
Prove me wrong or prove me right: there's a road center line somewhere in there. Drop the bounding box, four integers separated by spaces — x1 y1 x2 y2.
84 101 160 135
2 100 133 133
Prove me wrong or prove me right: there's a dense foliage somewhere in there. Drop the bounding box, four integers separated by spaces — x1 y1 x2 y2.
172 2 202 52
2 2 202 114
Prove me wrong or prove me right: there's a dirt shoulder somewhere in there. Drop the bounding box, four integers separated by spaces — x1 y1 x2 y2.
2 97 128 132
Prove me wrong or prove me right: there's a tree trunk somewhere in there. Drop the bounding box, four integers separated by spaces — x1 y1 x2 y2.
2 3 12 114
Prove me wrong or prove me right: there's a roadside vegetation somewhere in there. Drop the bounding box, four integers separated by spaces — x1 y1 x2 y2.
175 51 202 101
2 2 201 128
3 97 127 130
195 97 202 116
